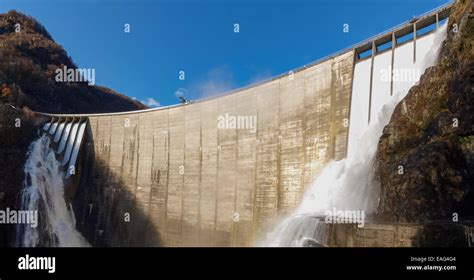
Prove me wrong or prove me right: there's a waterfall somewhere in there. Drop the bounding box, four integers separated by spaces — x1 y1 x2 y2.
14 135 89 247
264 23 447 247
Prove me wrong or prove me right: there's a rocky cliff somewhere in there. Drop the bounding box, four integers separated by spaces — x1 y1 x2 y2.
376 0 473 222
0 10 146 114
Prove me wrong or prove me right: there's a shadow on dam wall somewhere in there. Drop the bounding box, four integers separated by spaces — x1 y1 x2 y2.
74 49 356 247
72 124 162 247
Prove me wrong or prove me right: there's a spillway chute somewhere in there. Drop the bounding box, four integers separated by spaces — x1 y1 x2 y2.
39 118 89 178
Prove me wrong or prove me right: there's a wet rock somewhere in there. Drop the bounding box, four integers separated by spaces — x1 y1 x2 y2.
300 238 325 247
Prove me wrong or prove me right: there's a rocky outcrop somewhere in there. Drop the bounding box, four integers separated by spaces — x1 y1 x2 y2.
0 10 146 114
376 0 473 222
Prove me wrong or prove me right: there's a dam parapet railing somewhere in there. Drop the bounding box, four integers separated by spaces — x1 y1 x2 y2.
33 1 453 118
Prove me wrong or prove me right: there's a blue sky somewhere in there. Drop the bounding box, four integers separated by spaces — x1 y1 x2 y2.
1 0 449 107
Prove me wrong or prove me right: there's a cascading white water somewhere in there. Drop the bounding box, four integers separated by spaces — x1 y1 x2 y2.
14 135 89 247
264 23 447 247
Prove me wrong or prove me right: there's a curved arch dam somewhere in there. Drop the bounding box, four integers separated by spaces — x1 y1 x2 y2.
35 5 454 247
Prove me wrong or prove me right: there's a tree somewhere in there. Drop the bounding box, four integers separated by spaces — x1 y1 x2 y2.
1 83 11 98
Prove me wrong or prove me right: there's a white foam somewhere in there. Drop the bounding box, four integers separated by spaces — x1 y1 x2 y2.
263 23 447 247
15 135 89 247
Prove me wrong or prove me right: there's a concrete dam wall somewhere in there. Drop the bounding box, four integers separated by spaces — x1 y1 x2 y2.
81 51 354 247
38 5 451 247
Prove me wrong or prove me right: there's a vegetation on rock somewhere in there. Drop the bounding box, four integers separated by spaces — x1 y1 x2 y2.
376 0 473 222
0 10 146 114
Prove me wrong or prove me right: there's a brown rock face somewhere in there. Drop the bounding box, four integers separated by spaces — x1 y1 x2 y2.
0 10 146 114
376 1 474 222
